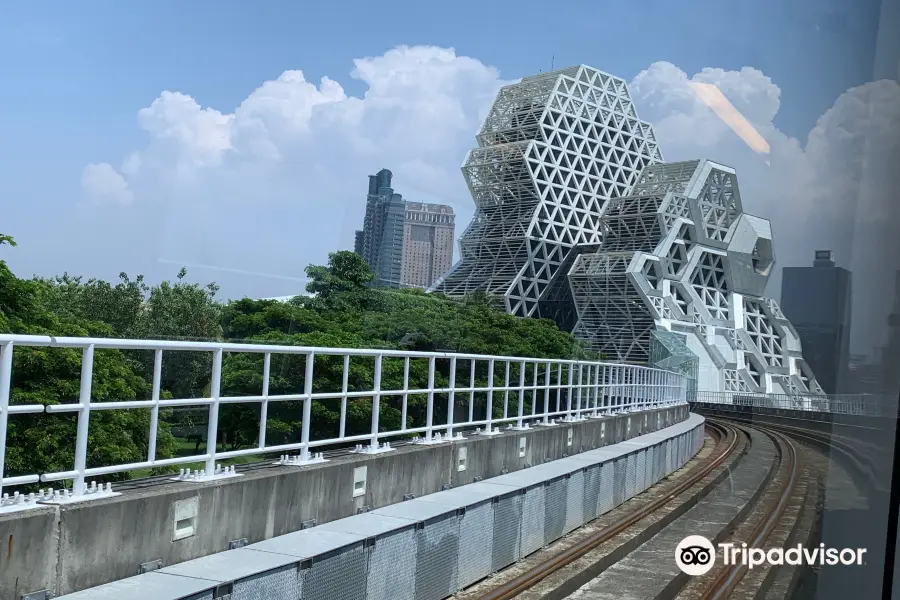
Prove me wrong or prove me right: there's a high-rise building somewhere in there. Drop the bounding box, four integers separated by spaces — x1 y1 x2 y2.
401 202 455 289
355 169 406 288
428 65 663 326
780 251 853 394
354 169 455 289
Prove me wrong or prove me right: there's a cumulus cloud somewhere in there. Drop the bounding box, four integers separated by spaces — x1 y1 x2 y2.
629 62 900 354
78 47 899 354
81 162 133 204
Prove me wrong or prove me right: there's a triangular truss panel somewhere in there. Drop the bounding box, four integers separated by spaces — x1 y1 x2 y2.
429 65 661 321
428 64 822 397
567 159 824 395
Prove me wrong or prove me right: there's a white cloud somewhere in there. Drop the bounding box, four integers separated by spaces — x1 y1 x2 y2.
81 162 133 204
78 48 900 354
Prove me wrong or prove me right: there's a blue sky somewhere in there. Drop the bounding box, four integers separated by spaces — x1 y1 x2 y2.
0 0 881 199
1 0 897 354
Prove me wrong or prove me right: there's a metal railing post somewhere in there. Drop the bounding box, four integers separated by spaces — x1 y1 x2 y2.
468 360 476 423
543 361 551 424
258 352 271 450
73 345 95 495
339 355 349 439
556 363 563 415
204 348 223 476
566 363 574 420
425 356 435 442
401 357 410 432
0 342 13 499
300 351 314 461
503 361 510 419
148 349 163 462
592 363 600 416
516 360 526 429
370 354 382 452
446 357 456 438
575 363 583 419
485 358 495 434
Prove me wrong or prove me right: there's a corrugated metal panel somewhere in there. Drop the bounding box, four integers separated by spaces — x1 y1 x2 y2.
414 513 461 600
457 500 494 588
654 443 664 484
636 449 647 493
666 439 674 474
543 476 567 543
625 452 637 499
366 527 417 600
582 464 602 522
491 492 523 572
563 470 585 534
302 543 367 600
519 484 546 558
598 461 615 516
613 457 626 508
233 564 300 600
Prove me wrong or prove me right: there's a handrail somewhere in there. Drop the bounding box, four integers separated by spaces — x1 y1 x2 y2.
0 334 688 500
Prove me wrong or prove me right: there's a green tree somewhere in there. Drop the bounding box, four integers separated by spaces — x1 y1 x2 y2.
0 259 175 484
305 250 374 311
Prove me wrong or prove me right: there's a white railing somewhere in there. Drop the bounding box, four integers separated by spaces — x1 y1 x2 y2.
0 334 688 499
693 391 892 418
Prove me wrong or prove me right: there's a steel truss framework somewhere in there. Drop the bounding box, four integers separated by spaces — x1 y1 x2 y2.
568 159 823 395
429 65 663 320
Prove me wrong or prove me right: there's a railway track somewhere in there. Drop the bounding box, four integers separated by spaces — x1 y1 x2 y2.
462 416 869 600
464 420 749 600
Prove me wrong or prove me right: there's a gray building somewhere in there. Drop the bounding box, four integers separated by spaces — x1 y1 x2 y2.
401 202 455 289
355 169 406 288
355 169 455 289
780 250 853 394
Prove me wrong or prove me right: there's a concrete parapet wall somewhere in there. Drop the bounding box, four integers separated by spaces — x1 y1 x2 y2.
2 405 689 598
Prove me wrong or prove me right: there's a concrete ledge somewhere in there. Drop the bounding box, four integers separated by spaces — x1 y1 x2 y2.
2 404 689 598
56 412 703 600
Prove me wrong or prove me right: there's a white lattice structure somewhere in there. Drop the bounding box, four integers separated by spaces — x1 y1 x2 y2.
429 65 662 326
568 159 823 395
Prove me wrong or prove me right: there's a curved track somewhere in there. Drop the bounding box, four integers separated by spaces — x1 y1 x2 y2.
465 414 871 600
697 421 799 600
473 421 745 600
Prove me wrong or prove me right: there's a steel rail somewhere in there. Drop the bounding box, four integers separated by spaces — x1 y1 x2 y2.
698 424 799 600
474 421 743 600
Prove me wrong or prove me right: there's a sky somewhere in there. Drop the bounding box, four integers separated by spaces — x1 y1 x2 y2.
1 0 898 355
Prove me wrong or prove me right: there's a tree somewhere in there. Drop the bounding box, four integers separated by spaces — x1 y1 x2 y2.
1 241 596 482
305 251 374 311
38 272 149 338
0 260 175 485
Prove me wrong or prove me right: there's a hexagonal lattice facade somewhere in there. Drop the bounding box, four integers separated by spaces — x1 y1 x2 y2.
429 65 663 320
568 159 823 395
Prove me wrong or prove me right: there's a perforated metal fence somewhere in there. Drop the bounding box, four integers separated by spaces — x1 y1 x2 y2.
57 414 705 600
693 390 891 417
